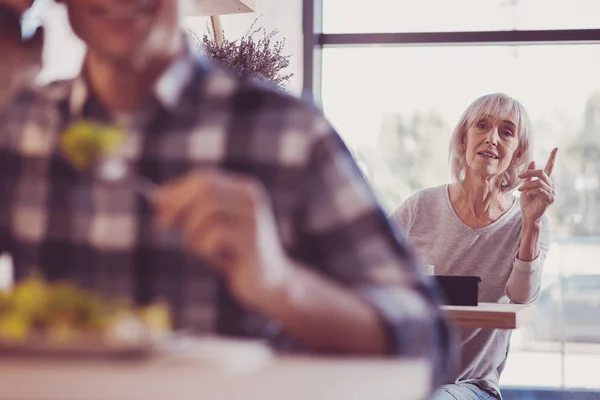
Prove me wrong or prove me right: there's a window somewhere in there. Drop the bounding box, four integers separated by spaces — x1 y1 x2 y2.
323 0 600 33
322 45 600 231
305 0 600 391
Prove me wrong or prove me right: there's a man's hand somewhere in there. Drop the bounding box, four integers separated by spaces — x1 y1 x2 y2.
154 170 292 311
154 170 389 355
0 0 43 110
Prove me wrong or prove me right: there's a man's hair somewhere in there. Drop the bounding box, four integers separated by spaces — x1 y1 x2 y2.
0 5 23 40
448 93 533 193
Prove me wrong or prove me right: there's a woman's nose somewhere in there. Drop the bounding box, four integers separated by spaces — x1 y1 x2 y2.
485 127 499 145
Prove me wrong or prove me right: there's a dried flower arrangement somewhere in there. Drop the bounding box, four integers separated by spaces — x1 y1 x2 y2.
188 18 294 92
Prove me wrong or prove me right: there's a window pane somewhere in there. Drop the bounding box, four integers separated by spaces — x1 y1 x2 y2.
323 0 600 33
322 45 600 389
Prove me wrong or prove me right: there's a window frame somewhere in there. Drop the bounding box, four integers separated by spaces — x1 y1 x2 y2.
301 0 600 105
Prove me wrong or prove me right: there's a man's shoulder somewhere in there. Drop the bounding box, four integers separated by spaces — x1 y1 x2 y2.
1 79 72 132
9 79 73 108
197 59 327 131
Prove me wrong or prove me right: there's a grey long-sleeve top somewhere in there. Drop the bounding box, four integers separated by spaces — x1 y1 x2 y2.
390 184 550 398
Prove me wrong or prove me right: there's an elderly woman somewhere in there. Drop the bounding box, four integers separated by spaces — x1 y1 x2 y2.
391 93 557 400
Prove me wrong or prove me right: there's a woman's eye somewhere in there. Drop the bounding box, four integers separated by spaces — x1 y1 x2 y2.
503 130 514 136
477 122 487 129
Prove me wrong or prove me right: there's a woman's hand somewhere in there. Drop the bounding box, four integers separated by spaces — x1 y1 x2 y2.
518 148 558 226
154 170 292 311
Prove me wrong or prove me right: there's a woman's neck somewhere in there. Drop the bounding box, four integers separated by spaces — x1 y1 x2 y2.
84 50 178 114
450 172 513 226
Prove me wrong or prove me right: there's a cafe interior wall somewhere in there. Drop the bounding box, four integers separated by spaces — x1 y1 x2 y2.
39 0 303 96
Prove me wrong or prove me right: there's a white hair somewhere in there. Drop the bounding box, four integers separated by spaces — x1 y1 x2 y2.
449 93 533 193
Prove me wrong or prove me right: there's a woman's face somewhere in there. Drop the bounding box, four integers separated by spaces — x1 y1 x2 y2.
462 114 521 179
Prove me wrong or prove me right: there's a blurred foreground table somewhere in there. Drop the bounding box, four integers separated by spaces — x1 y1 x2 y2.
0 337 430 400
442 302 536 329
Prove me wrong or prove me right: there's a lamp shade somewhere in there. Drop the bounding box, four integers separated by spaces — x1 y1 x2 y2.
193 0 255 16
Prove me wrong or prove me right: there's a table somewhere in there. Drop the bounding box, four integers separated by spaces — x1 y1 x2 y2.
0 337 431 400
442 302 537 329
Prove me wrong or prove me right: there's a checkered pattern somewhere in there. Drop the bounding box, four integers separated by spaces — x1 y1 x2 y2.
0 53 453 377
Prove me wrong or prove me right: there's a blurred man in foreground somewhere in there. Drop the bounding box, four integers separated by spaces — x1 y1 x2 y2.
0 0 454 388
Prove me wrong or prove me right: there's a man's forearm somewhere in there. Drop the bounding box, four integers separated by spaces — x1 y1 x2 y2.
261 263 388 355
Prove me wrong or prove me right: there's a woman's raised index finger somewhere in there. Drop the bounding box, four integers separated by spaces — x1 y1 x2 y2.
544 148 558 177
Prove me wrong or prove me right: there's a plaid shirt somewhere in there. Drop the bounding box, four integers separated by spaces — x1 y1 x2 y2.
0 52 453 378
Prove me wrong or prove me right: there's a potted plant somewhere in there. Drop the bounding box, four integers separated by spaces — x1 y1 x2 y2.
188 18 293 92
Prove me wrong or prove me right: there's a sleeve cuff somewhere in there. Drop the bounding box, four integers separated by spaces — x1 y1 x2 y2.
358 285 445 356
514 255 543 274
359 284 457 388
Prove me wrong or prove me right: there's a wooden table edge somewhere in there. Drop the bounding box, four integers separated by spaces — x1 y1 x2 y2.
441 302 537 329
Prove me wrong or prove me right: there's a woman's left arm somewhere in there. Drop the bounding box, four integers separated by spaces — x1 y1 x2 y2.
507 148 558 304
506 217 551 304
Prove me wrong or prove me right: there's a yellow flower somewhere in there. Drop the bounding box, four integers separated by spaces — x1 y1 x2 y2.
139 301 172 335
0 271 174 343
11 272 48 319
0 311 30 342
60 120 125 169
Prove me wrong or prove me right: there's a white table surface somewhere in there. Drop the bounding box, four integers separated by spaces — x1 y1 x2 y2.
442 302 537 329
0 337 431 400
